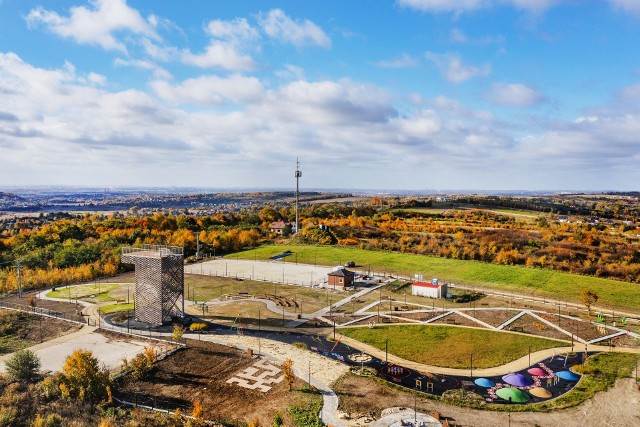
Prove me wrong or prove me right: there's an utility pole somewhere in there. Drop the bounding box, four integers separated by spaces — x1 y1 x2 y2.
295 159 302 234
15 260 23 298
196 231 201 259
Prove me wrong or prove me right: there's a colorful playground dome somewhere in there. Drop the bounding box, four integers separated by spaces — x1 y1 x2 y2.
502 372 534 387
474 378 496 388
527 367 547 377
529 387 552 398
496 387 531 403
556 370 580 381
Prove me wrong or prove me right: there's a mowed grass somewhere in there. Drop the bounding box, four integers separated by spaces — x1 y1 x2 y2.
234 245 640 312
46 283 121 303
341 325 566 369
99 302 134 314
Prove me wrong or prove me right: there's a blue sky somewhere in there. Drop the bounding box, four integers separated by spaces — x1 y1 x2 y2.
1 0 639 191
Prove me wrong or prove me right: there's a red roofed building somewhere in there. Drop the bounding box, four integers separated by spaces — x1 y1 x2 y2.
327 268 355 289
412 279 447 298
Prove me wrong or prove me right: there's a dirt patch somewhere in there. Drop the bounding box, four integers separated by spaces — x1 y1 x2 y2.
471 309 519 327
1 292 85 322
115 339 320 426
431 312 485 328
334 372 640 427
0 309 81 354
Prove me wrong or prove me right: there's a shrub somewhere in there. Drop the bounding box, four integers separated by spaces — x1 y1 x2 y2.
272 412 283 427
31 413 63 427
192 399 203 420
292 342 308 350
5 349 40 382
172 325 186 342
189 322 208 332
0 407 17 427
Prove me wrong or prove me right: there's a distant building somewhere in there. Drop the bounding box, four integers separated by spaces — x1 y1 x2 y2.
412 278 447 298
327 268 355 289
558 215 569 223
269 220 296 234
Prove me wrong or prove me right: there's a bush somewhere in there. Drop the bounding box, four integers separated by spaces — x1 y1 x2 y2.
31 413 63 427
189 322 208 332
5 350 40 382
272 412 283 427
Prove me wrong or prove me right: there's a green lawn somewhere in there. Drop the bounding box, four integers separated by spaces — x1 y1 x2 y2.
98 302 134 314
341 325 566 369
233 245 640 312
46 283 121 303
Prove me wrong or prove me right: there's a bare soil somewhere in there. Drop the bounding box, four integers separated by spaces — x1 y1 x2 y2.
115 339 320 426
0 309 81 354
335 373 640 427
1 292 86 322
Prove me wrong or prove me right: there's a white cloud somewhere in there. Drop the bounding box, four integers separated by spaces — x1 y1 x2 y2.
25 0 158 53
608 0 640 14
486 83 546 107
397 0 561 14
151 75 264 105
376 54 418 69
425 52 491 83
182 42 257 71
114 58 172 80
181 17 259 71
258 9 331 48
87 72 107 85
253 79 396 126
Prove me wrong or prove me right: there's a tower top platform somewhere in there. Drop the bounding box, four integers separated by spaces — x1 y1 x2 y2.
121 244 183 258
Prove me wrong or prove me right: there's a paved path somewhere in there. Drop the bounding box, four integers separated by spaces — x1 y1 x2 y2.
338 335 640 377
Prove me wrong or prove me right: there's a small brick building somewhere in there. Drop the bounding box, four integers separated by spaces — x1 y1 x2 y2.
327 268 355 289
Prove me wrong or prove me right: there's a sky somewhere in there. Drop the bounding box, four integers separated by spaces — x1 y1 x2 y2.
1 0 640 191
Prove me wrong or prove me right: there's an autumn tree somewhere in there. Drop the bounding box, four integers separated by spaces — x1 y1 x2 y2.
282 359 295 391
60 349 110 403
580 289 599 316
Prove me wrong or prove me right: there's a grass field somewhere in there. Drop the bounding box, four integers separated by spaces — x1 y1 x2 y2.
340 324 566 369
233 245 640 312
99 302 134 314
46 283 121 303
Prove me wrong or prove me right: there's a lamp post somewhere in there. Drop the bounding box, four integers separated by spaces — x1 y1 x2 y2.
470 353 473 378
385 338 388 364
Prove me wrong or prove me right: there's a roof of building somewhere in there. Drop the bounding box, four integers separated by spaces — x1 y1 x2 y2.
269 220 288 229
412 281 443 289
328 268 355 277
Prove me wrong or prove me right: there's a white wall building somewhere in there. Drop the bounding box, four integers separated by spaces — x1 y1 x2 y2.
412 279 447 298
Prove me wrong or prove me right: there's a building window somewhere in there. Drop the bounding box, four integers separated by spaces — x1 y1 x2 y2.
339 278 343 283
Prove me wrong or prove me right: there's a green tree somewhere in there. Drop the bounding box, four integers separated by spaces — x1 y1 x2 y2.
5 349 40 382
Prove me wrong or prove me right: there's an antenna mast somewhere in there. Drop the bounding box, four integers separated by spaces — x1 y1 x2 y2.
295 159 302 234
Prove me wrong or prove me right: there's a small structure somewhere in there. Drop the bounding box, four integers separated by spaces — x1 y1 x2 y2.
269 220 296 234
327 268 355 289
121 245 184 326
412 278 447 298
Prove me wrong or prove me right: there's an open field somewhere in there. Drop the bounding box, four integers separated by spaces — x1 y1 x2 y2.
340 324 567 369
183 273 344 313
234 245 640 313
